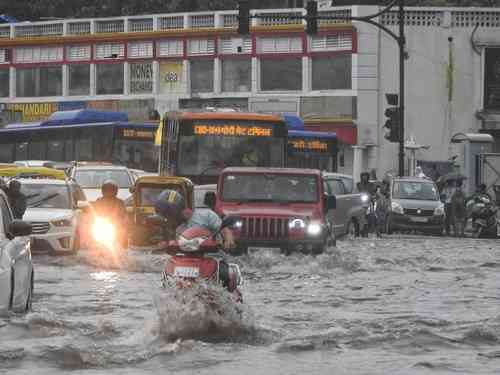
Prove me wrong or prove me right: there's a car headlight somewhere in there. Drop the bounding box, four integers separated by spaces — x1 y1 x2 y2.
307 223 322 236
51 218 72 227
434 204 445 216
289 218 306 229
391 202 404 214
361 194 369 203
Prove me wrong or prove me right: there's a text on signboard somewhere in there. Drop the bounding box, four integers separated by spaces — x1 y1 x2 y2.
193 125 272 137
290 139 328 151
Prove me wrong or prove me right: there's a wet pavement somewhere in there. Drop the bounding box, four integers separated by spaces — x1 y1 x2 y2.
1 235 499 374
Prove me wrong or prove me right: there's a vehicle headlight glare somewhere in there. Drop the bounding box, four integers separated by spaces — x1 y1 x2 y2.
391 202 404 214
361 194 369 203
289 218 306 229
307 223 322 236
233 220 243 229
51 218 72 227
92 218 115 247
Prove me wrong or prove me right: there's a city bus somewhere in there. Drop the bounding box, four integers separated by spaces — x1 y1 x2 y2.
287 130 338 172
0 110 158 172
158 111 288 184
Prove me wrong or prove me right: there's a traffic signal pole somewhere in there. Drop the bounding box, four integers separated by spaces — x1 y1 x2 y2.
237 0 407 176
398 0 406 177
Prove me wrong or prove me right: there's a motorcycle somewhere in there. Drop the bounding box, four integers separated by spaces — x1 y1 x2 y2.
148 215 243 303
467 196 500 238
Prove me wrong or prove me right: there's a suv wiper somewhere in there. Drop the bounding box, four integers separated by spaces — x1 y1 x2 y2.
28 193 60 208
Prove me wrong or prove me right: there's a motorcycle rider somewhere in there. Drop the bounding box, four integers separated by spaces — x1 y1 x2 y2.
92 180 128 248
155 189 235 290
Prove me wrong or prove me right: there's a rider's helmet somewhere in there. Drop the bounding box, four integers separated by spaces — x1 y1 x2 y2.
101 179 119 198
155 189 185 220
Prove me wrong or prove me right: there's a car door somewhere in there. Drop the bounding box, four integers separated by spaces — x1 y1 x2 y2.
324 178 347 236
0 195 31 310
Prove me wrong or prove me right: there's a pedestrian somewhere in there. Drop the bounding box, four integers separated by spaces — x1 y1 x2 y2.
357 172 376 194
7 180 27 219
442 179 455 236
451 179 467 237
429 164 441 182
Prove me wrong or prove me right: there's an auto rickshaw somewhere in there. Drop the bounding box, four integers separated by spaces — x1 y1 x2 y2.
128 176 194 249
0 166 67 180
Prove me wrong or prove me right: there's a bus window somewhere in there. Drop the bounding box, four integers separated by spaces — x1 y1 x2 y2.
75 137 92 161
47 139 65 161
29 140 46 160
65 139 74 161
0 143 14 163
16 142 28 160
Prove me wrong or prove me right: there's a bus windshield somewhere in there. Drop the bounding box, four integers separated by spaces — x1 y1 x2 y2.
177 136 284 176
221 174 318 203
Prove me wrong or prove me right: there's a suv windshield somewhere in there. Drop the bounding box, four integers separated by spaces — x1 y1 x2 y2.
392 181 439 201
22 184 71 209
74 170 131 188
221 174 318 203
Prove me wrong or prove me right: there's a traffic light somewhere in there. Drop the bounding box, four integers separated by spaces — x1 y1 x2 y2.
238 0 250 35
383 106 400 143
306 1 318 35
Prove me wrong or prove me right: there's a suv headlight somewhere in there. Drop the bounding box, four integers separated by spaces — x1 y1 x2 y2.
434 204 445 216
307 223 322 236
289 218 306 229
51 218 72 227
391 202 404 214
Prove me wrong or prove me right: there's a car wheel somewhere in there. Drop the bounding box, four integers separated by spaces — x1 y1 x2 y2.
9 268 14 310
346 219 359 238
25 272 33 312
385 215 393 234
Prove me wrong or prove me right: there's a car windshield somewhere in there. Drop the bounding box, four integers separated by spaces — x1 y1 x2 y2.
178 135 284 176
221 174 318 203
22 184 71 209
74 170 131 188
392 181 439 201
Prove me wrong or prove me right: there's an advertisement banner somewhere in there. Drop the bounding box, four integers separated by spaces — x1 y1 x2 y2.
130 62 153 94
7 102 58 122
159 61 184 95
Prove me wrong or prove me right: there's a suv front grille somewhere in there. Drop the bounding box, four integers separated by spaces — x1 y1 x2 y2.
404 208 434 217
30 221 50 234
240 217 289 240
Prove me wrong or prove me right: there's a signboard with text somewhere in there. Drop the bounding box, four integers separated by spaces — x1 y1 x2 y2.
130 63 153 94
159 61 184 95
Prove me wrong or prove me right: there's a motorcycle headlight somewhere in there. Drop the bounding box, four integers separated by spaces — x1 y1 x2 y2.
361 194 369 203
233 220 243 229
178 236 207 252
289 218 306 229
307 223 322 236
51 218 72 227
391 202 404 214
434 204 445 216
92 218 115 245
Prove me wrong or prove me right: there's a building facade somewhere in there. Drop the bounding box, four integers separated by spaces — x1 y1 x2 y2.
1 6 500 179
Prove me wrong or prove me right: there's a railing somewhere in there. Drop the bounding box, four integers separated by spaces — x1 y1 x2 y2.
1 6 500 41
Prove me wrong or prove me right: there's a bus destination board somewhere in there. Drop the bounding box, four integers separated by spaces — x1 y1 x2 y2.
193 124 272 137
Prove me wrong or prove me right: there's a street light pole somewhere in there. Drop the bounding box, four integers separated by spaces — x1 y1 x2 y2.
398 0 406 177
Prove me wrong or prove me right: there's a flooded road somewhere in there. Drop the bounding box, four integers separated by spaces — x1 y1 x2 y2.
1 235 499 374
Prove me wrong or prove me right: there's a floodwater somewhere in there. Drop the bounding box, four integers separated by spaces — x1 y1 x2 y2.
1 235 499 374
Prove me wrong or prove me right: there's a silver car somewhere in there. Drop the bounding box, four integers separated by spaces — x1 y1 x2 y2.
0 190 34 314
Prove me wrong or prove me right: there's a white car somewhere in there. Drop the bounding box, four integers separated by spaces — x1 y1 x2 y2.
20 178 87 254
70 165 135 202
0 189 33 314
